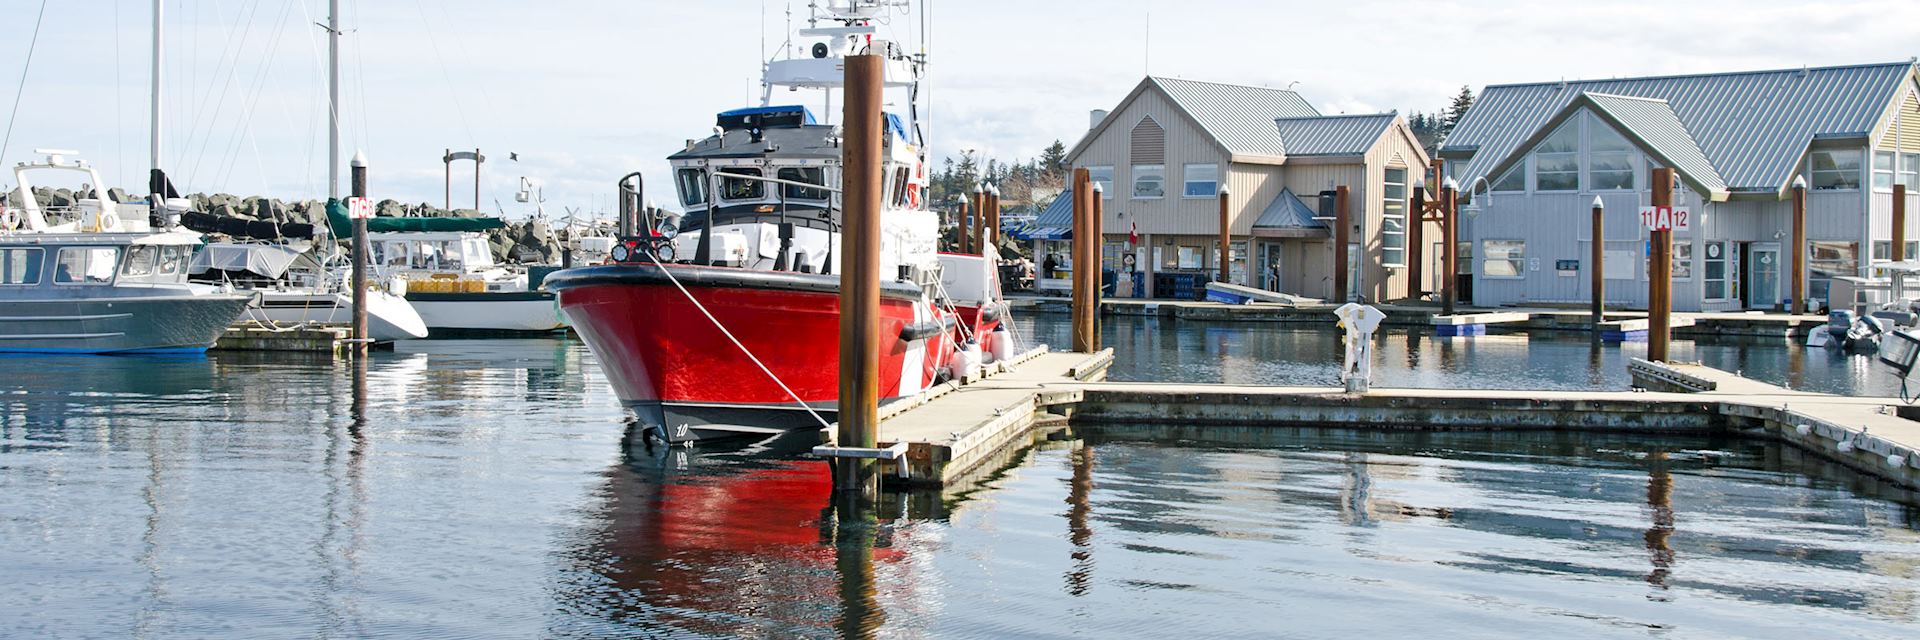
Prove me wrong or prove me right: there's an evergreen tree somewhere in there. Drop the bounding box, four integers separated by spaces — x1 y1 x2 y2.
1444 86 1475 133
1039 140 1068 177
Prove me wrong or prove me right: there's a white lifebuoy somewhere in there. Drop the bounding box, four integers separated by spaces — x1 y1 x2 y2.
0 209 17 231
97 212 121 231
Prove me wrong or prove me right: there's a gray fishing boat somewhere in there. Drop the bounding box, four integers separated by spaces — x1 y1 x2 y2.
0 151 254 354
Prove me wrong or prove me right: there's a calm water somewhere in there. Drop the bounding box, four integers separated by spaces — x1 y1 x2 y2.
1 335 1917 638
1015 313 1902 396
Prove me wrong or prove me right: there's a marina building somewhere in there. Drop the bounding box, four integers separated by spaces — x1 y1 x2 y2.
1441 60 1920 312
1058 77 1431 300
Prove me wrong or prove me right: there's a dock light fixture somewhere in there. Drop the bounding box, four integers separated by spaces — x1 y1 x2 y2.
1879 329 1920 378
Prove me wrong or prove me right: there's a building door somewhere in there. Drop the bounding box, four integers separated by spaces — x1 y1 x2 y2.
1748 243 1780 310
1260 242 1282 291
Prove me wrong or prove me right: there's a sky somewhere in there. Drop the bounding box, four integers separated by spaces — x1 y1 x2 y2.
1 0 1916 218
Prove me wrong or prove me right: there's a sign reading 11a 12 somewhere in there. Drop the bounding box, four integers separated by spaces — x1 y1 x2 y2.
1639 206 1690 232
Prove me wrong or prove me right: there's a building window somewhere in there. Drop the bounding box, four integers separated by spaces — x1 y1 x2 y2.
1182 164 1219 198
1482 239 1525 278
1492 165 1524 192
1875 151 1897 191
1588 123 1635 190
1871 240 1920 261
676 168 707 207
1651 242 1694 280
1809 149 1861 190
54 247 119 285
0 248 43 285
1088 166 1114 198
1532 122 1579 192
1703 241 1729 300
777 167 828 201
1808 241 1859 301
1903 153 1920 189
1177 245 1203 269
1382 167 1407 266
718 168 764 201
1132 164 1165 199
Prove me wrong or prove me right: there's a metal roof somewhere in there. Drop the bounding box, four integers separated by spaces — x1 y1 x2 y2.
1009 190 1075 241
1070 77 1319 162
1442 61 1916 194
1479 93 1730 198
1272 114 1396 157
1153 77 1320 158
1252 187 1327 234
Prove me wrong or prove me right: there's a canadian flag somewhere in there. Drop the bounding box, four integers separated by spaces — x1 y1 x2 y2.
1128 221 1139 246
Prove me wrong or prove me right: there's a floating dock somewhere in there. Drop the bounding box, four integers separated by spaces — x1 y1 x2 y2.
850 347 1920 493
212 323 362 354
1015 297 1828 338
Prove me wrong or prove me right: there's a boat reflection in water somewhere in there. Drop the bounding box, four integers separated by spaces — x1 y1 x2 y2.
557 435 925 639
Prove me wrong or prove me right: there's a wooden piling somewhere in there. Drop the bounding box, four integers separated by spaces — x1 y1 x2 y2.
1091 187 1104 350
971 185 986 257
1792 177 1807 315
1409 180 1426 300
987 185 1001 251
1217 188 1231 284
1896 184 1908 262
957 198 972 254
1591 197 1606 331
1072 168 1094 353
349 152 369 356
836 53 885 497
1442 180 1458 315
1334 185 1350 303
1649 167 1675 362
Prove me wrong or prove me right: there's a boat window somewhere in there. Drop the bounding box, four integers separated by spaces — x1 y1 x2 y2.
677 168 708 207
891 167 911 208
54 247 119 285
466 238 495 267
121 245 158 277
440 241 465 271
0 248 43 285
777 167 829 201
411 241 442 270
719 168 764 201
157 245 187 275
380 242 407 268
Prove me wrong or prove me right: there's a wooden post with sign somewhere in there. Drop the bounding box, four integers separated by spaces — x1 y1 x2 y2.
349 152 370 355
1648 167 1675 362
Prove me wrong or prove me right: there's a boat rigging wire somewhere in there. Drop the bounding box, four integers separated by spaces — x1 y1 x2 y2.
644 248 834 431
0 0 51 169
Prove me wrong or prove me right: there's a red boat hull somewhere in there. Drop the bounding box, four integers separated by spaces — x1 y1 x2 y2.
547 263 950 442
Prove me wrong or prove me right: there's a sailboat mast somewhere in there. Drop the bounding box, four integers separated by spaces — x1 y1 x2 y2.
149 0 161 176
328 0 340 200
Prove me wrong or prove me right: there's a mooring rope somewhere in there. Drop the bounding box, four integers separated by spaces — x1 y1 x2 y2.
645 250 833 430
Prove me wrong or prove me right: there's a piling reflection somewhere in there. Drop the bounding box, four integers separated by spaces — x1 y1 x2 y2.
1645 450 1676 598
1065 442 1095 596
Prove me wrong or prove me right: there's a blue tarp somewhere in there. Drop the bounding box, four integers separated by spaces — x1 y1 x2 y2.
716 105 818 124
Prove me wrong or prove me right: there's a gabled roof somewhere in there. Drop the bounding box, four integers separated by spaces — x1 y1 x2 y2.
1252 187 1328 238
1068 76 1318 162
1272 113 1397 157
1442 61 1917 195
1479 93 1730 200
1011 190 1075 240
